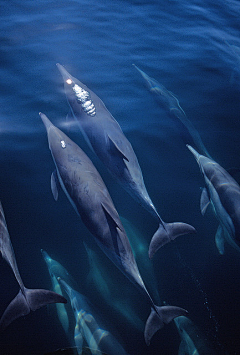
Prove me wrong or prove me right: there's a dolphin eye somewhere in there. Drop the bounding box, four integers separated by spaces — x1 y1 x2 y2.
61 140 66 148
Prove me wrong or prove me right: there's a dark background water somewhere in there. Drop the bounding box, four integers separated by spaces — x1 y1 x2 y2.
1 0 240 354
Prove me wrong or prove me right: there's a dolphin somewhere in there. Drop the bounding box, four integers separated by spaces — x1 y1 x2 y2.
40 112 188 345
133 64 211 159
84 241 144 331
174 316 216 355
187 145 240 254
58 278 130 355
56 63 195 256
0 202 67 331
41 249 77 336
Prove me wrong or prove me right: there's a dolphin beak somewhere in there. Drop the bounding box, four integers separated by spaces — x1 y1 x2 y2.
39 112 52 132
186 144 201 162
56 63 74 84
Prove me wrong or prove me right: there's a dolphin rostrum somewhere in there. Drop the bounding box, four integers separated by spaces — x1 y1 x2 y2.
56 64 196 257
187 145 240 254
133 64 211 159
0 202 67 331
40 112 188 345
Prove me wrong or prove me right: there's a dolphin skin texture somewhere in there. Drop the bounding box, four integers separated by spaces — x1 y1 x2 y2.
187 144 240 254
56 64 196 259
40 112 188 345
0 203 67 331
133 64 211 159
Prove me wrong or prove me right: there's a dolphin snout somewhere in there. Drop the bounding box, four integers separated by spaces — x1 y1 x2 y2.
56 63 73 83
39 112 52 132
186 144 201 162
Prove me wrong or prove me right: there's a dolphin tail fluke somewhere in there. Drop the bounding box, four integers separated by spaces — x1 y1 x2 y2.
0 287 67 331
149 222 196 259
144 305 188 346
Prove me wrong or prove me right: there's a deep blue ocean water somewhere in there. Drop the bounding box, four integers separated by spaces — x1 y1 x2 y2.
1 0 240 354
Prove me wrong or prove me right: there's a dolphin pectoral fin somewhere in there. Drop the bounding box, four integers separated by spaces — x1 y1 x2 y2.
74 324 83 354
101 203 123 232
215 225 225 255
107 135 129 162
51 170 60 201
200 187 210 215
24 287 67 311
0 289 30 332
144 305 188 346
148 222 196 259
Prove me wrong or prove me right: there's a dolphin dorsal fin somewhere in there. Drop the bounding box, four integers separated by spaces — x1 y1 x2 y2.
107 135 129 162
200 187 210 215
51 170 60 201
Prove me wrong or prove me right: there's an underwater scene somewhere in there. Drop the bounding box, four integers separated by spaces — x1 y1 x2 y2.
1 0 240 354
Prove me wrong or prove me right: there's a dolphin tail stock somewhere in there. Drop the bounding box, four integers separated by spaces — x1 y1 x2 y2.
144 305 188 346
149 222 196 259
0 286 67 331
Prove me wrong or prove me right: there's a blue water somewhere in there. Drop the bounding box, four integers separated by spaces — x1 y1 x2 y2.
1 0 240 354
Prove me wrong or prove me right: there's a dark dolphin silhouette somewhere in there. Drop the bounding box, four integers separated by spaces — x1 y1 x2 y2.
133 64 211 159
40 112 188 345
0 203 67 331
187 145 240 254
56 64 195 258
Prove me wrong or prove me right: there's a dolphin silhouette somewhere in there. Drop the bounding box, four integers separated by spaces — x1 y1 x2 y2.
187 145 240 254
41 249 77 335
56 63 195 257
133 64 211 159
58 278 130 355
0 203 67 331
40 112 188 345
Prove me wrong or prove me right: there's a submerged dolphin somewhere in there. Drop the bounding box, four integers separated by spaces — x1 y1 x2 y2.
187 145 240 254
41 249 76 336
174 316 215 355
58 278 129 355
40 112 188 344
133 64 211 159
56 63 195 256
0 203 67 331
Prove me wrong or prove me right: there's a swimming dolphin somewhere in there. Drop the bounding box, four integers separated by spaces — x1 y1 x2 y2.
40 112 188 345
58 278 130 355
133 64 211 159
41 249 76 336
0 202 67 331
187 145 240 254
56 63 195 256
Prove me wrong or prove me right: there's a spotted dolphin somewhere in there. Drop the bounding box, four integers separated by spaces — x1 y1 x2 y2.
40 112 188 345
0 203 67 331
56 64 195 257
187 145 240 254
133 64 212 159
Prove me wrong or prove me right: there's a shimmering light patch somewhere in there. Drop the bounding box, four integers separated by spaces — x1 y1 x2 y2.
72 84 96 116
66 79 72 85
61 140 66 148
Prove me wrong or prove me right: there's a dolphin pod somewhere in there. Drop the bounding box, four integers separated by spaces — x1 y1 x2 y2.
133 64 212 160
0 203 67 331
58 278 130 355
187 145 240 255
40 112 188 345
56 63 196 257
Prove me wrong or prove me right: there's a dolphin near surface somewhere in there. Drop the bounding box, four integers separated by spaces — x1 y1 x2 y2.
56 63 195 257
133 64 212 160
0 203 67 331
58 278 130 355
40 112 188 345
187 145 240 254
